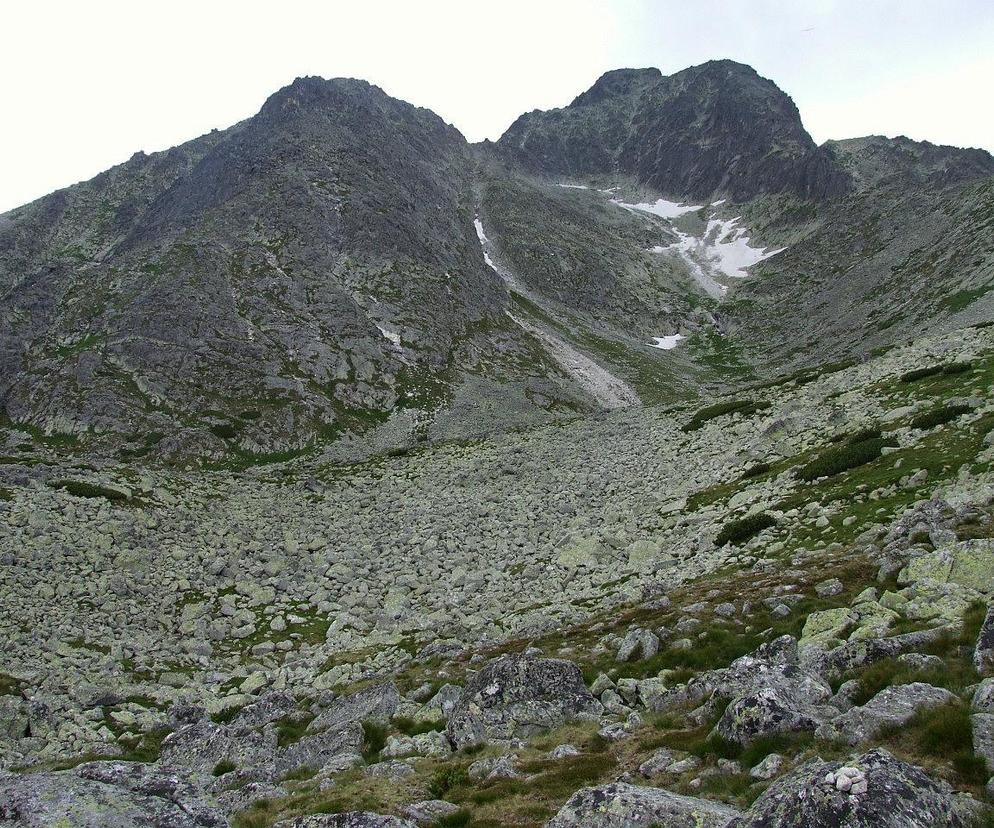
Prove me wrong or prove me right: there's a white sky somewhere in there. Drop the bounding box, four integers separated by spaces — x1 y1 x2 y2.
3 0 993 213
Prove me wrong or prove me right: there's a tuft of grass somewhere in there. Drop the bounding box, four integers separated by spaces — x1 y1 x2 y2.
740 462 770 481
212 759 237 777
428 765 470 799
682 399 770 433
275 716 314 747
909 404 972 431
715 512 777 547
392 715 445 736
361 720 388 761
436 810 473 828
797 436 897 482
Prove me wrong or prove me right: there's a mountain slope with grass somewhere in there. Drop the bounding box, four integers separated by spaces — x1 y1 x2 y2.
2 59 994 828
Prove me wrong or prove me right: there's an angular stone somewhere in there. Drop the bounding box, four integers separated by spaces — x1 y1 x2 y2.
815 683 957 745
446 654 601 749
729 748 983 827
547 782 740 827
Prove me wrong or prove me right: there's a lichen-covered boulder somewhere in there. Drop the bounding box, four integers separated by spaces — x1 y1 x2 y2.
446 654 601 749
160 719 278 777
307 682 400 735
546 782 740 827
0 761 226 826
729 748 985 827
712 687 826 745
814 683 957 745
975 604 994 676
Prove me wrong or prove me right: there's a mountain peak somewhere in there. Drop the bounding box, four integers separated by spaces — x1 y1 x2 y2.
496 61 846 201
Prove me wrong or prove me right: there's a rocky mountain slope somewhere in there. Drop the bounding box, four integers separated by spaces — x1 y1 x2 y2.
2 58 994 827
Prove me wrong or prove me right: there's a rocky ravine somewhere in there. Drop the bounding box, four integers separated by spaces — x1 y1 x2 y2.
2 321 994 825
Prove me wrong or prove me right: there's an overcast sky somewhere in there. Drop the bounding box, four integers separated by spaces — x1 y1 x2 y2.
3 0 993 212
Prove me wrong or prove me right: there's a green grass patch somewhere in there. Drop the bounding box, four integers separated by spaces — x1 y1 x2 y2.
47 479 128 502
909 404 972 431
213 759 237 777
715 512 777 547
682 399 770 433
797 436 897 482
740 462 771 480
361 720 388 761
392 715 445 736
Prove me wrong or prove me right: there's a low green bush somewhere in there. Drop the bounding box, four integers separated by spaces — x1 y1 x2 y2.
212 759 236 776
47 480 128 501
909 404 972 431
427 765 469 798
901 361 972 383
715 512 777 547
209 422 239 440
797 436 896 481
682 399 770 432
361 720 388 760
740 462 770 480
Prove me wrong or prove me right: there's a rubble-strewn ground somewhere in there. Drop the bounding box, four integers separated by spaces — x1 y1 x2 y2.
2 322 994 826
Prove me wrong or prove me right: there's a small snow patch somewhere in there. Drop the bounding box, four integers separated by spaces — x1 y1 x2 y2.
648 334 684 350
376 325 401 346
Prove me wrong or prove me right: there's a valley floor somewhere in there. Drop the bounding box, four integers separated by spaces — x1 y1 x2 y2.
2 322 994 826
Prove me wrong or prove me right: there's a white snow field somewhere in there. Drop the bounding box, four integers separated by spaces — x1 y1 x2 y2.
648 334 684 350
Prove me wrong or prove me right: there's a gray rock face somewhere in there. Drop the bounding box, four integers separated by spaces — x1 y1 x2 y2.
0 761 226 826
975 605 994 676
713 687 825 745
815 683 957 745
729 748 984 827
308 682 399 735
446 654 601 749
496 62 845 203
546 781 740 827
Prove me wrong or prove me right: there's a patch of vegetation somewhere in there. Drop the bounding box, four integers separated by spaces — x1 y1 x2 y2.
740 462 770 480
879 701 987 785
682 399 770 433
213 759 237 777
47 479 128 502
797 435 897 482
0 673 23 695
909 404 972 431
209 422 240 440
428 764 470 798
715 512 777 547
392 715 445 736
901 361 972 383
238 410 262 420
276 715 315 747
361 720 388 761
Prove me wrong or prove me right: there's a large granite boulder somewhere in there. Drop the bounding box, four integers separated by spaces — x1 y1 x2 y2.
0 761 226 826
446 654 602 749
815 683 957 745
546 782 740 827
729 748 985 827
713 686 827 745
975 604 994 676
307 682 400 735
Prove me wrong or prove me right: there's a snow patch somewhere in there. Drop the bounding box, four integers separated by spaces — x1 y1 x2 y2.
556 183 590 190
376 325 401 346
474 218 499 273
614 197 703 219
648 334 684 350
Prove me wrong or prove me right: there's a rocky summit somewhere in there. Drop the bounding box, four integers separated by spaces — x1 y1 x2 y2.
2 59 994 828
